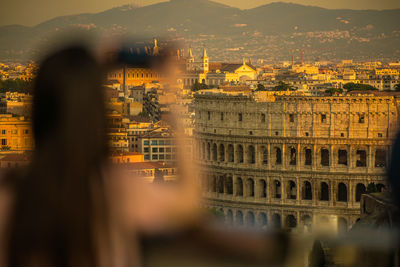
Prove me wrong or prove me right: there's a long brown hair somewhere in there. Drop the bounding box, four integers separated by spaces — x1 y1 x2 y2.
7 45 110 267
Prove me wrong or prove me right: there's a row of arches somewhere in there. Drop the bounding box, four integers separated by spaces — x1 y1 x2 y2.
222 209 349 233
199 142 387 168
206 176 385 203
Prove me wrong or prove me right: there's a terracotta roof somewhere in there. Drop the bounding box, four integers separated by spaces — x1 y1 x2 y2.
209 62 256 72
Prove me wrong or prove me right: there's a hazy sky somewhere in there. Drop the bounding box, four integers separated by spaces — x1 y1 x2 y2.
1 0 399 27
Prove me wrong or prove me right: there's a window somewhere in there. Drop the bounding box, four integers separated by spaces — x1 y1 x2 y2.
238 113 242 122
358 114 365 123
321 114 326 123
1 139 6 146
356 150 367 167
208 111 210 120
289 114 294 123
341 133 345 137
151 140 157 145
305 148 312 165
221 112 224 121
144 140 149 145
375 149 386 167
261 114 266 122
1 130 5 135
338 150 347 165
159 147 164 153
378 133 383 138
152 154 158 160
152 147 158 153
144 147 149 153
289 147 296 165
321 149 329 166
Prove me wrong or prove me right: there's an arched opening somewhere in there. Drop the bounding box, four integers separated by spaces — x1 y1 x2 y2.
217 176 224 194
236 145 244 163
274 180 281 198
236 177 243 196
356 149 367 167
202 143 205 159
225 176 233 195
212 143 217 161
377 183 385 192
207 143 211 160
303 181 312 200
236 211 243 225
355 183 366 202
289 147 297 165
226 210 233 226
285 215 297 229
275 147 282 165
338 149 347 165
375 149 387 167
245 212 255 227
219 144 225 162
227 144 234 162
211 176 216 192
302 215 312 233
262 146 268 165
260 179 267 198
338 217 348 234
338 183 347 202
288 180 297 199
247 145 255 164
272 213 281 229
258 213 268 228
305 148 312 166
320 182 329 201
321 148 329 166
246 178 254 197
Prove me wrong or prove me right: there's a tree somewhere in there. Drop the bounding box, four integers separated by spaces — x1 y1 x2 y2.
255 83 266 91
0 78 32 93
274 81 293 91
343 82 377 91
394 83 400 91
192 80 209 91
325 88 343 96
366 183 378 194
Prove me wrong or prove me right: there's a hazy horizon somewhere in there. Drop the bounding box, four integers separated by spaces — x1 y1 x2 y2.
1 0 400 27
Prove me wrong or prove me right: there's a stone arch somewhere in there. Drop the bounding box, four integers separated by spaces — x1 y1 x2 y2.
355 183 366 202
289 146 297 165
302 181 312 200
261 146 268 165
285 215 297 229
246 178 255 197
338 183 348 202
258 213 268 228
217 176 224 194
225 176 233 195
227 144 234 162
356 148 367 167
236 145 244 163
207 142 211 160
320 148 330 166
219 144 225 162
338 148 348 165
226 210 233 225
259 179 267 198
274 180 281 198
236 211 244 225
201 142 205 159
304 147 312 166
271 213 281 229
377 183 385 192
247 145 256 164
212 143 217 161
320 182 329 201
245 212 255 227
287 180 297 199
338 217 348 234
274 147 282 165
236 177 243 196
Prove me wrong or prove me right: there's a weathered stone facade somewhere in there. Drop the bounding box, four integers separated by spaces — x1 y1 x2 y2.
194 92 400 232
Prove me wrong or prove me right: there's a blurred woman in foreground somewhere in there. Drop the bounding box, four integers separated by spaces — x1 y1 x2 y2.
0 45 200 267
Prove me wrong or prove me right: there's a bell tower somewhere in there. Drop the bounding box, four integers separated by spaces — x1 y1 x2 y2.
202 47 209 73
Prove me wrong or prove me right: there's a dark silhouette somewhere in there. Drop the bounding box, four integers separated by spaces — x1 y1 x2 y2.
6 46 110 267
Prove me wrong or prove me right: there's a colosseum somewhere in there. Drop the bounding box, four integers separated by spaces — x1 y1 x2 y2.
194 91 399 233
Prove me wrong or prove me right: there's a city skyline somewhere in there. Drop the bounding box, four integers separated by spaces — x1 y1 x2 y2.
1 0 400 27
